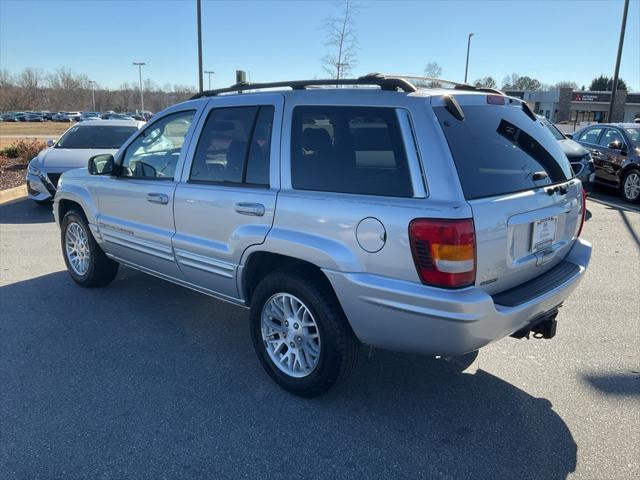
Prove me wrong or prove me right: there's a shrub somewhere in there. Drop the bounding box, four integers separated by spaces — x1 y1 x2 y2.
0 138 47 162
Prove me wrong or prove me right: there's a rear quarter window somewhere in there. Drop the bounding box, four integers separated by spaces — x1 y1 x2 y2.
435 101 573 200
291 106 413 197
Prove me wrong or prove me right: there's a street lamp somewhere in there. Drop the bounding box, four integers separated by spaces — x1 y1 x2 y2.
204 70 215 90
464 33 474 83
196 0 203 93
132 62 146 113
89 80 96 112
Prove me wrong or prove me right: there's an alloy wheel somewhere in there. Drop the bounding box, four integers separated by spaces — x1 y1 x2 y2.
65 222 91 276
260 293 321 378
624 172 640 201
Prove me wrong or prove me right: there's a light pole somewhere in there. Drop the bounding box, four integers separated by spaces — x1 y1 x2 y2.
608 0 629 122
89 80 96 112
133 62 146 113
204 70 215 90
464 33 474 83
196 0 203 93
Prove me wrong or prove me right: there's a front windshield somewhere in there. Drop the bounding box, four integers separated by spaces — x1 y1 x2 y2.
56 125 137 149
541 118 565 141
624 128 639 147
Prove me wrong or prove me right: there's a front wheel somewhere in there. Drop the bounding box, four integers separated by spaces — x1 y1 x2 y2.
61 209 119 287
249 271 359 397
621 170 640 204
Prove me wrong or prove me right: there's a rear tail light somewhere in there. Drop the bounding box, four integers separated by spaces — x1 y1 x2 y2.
409 218 476 288
577 188 587 237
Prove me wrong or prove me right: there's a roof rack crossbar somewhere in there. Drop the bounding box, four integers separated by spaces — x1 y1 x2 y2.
190 74 417 99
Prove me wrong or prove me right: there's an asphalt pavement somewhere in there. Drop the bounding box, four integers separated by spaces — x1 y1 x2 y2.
1 187 638 480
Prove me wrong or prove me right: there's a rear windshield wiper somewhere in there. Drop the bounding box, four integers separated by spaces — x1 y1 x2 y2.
443 95 465 121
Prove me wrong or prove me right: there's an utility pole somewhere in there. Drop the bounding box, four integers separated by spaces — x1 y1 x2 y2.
464 33 474 83
608 0 629 122
133 62 146 112
196 0 203 93
204 70 215 90
89 80 96 111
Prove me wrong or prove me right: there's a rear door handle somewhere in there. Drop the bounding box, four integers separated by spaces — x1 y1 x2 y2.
234 202 265 216
147 193 169 205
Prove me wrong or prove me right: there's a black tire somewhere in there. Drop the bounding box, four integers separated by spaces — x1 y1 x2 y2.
250 271 359 397
620 169 640 204
60 209 119 287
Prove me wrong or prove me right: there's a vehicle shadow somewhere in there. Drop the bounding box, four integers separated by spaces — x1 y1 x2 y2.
0 198 54 224
1 270 577 480
583 373 640 397
588 188 640 250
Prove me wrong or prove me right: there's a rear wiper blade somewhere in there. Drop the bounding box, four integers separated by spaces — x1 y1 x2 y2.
443 95 464 121
521 101 537 121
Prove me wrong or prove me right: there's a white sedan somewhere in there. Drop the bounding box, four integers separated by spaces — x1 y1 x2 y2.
26 120 145 203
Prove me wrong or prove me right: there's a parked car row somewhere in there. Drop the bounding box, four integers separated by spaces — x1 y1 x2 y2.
47 75 592 396
0 110 153 122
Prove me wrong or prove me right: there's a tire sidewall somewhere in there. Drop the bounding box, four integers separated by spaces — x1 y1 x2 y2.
61 211 97 285
250 273 343 395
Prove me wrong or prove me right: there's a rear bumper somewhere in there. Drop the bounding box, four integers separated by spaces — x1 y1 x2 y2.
324 238 592 356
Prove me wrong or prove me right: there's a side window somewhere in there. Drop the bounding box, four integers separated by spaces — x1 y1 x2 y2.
190 105 274 186
599 128 624 148
121 110 195 179
290 106 413 197
578 127 603 145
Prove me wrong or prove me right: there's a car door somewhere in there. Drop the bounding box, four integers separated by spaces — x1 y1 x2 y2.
576 126 607 183
172 94 283 300
597 128 627 185
94 108 200 278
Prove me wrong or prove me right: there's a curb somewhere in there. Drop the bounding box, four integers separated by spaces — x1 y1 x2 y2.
0 185 27 205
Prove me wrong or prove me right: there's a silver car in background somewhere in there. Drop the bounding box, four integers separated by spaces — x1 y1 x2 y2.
27 120 144 203
53 75 591 396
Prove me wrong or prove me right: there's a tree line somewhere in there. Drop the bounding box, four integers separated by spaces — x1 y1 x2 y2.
0 68 197 113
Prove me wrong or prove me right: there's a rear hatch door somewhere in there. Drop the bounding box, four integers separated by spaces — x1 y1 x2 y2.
432 93 583 295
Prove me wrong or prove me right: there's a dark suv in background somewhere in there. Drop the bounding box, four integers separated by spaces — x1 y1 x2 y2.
539 116 595 191
571 123 640 203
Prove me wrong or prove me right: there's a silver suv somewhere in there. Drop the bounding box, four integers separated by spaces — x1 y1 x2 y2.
54 75 592 396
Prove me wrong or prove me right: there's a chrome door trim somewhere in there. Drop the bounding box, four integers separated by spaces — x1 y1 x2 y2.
101 228 175 261
174 248 236 278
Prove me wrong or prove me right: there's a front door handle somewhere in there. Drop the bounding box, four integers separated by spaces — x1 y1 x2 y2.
235 202 265 216
147 193 169 205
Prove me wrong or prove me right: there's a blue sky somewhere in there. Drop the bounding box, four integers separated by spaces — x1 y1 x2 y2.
1 0 639 90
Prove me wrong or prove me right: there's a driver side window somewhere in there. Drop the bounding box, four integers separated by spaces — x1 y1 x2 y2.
121 110 195 179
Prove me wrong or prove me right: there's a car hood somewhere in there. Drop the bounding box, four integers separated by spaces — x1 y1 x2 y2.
38 147 118 169
558 139 589 159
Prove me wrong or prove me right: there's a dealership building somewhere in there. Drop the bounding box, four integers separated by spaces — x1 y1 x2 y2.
504 88 640 124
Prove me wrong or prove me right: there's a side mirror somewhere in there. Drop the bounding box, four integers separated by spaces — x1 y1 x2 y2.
88 154 116 175
46 139 54 147
565 133 573 139
607 140 623 151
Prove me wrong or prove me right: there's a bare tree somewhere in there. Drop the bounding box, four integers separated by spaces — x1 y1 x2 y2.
423 62 442 78
322 0 359 81
473 76 497 89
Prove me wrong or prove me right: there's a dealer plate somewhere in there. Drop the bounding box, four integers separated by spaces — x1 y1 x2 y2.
531 217 557 252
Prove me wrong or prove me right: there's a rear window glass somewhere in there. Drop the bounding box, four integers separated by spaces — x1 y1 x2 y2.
291 106 413 197
56 125 137 149
435 103 573 200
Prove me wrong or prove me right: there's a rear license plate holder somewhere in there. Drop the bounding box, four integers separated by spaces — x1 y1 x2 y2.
531 216 557 252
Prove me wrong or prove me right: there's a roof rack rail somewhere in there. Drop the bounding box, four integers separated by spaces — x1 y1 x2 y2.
388 74 505 95
190 74 417 99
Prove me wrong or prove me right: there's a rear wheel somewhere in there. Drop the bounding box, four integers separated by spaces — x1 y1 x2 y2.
61 209 119 287
249 271 359 397
621 169 640 204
